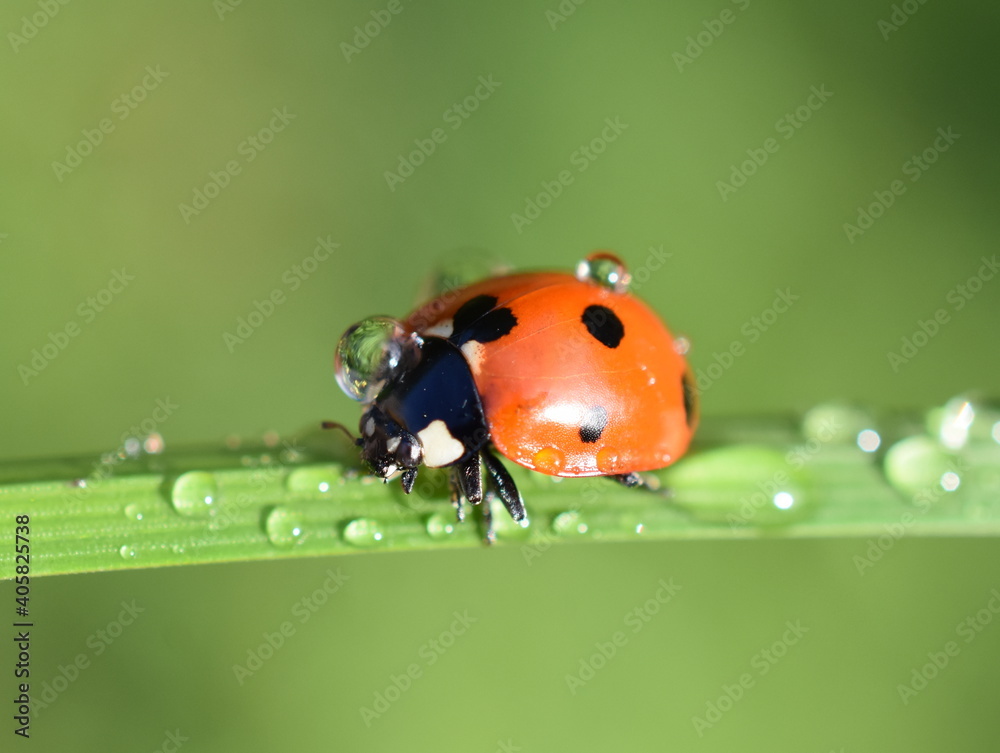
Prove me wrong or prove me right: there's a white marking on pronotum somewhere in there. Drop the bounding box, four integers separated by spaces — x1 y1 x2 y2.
364 417 375 436
386 436 401 453
417 420 465 467
422 319 454 338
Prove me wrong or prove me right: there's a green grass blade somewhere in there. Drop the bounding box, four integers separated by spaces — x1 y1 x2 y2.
1 412 998 577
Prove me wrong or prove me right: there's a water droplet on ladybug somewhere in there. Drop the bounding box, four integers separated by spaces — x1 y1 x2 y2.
533 447 565 474
596 447 621 474
575 251 631 294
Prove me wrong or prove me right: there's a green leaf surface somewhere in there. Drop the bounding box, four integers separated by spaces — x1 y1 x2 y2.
3 409 998 578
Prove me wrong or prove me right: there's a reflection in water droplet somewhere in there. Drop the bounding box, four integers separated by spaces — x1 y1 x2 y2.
343 518 384 547
857 429 881 453
940 471 961 492
552 510 588 536
265 507 306 549
119 544 137 559
286 466 340 494
170 472 218 518
938 397 976 450
124 503 144 521
575 251 631 293
773 491 794 510
425 512 456 540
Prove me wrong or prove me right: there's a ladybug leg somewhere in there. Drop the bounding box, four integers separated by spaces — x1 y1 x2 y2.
447 459 496 543
481 447 527 525
609 472 643 488
456 455 484 505
607 472 662 492
400 468 417 494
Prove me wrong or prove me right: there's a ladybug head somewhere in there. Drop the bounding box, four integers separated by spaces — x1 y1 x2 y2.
356 405 423 482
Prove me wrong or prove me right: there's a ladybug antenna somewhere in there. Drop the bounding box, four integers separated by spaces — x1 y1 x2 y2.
321 421 360 445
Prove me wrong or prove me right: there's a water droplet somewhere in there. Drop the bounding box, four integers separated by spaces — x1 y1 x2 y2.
801 403 878 446
552 510 589 536
488 499 532 540
533 447 565 475
663 445 814 526
124 503 145 521
425 512 457 539
170 471 218 518
883 435 958 499
124 437 142 458
596 447 621 475
343 518 384 547
119 544 137 559
265 507 306 548
931 395 1000 450
263 430 280 447
673 336 691 356
575 251 631 293
286 466 340 494
225 434 242 450
336 318 421 403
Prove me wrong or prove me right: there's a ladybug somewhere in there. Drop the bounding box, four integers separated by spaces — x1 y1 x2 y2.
330 252 697 540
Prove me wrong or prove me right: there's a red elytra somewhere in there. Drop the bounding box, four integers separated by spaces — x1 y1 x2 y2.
404 268 697 478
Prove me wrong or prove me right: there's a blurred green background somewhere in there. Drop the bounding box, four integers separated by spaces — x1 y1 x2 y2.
3 0 999 750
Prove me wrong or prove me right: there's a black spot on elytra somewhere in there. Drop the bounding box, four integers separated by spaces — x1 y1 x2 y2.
451 294 517 346
681 370 697 428
581 305 624 348
579 405 608 444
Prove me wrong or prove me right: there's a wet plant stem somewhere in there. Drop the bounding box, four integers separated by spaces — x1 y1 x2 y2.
1 415 998 577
